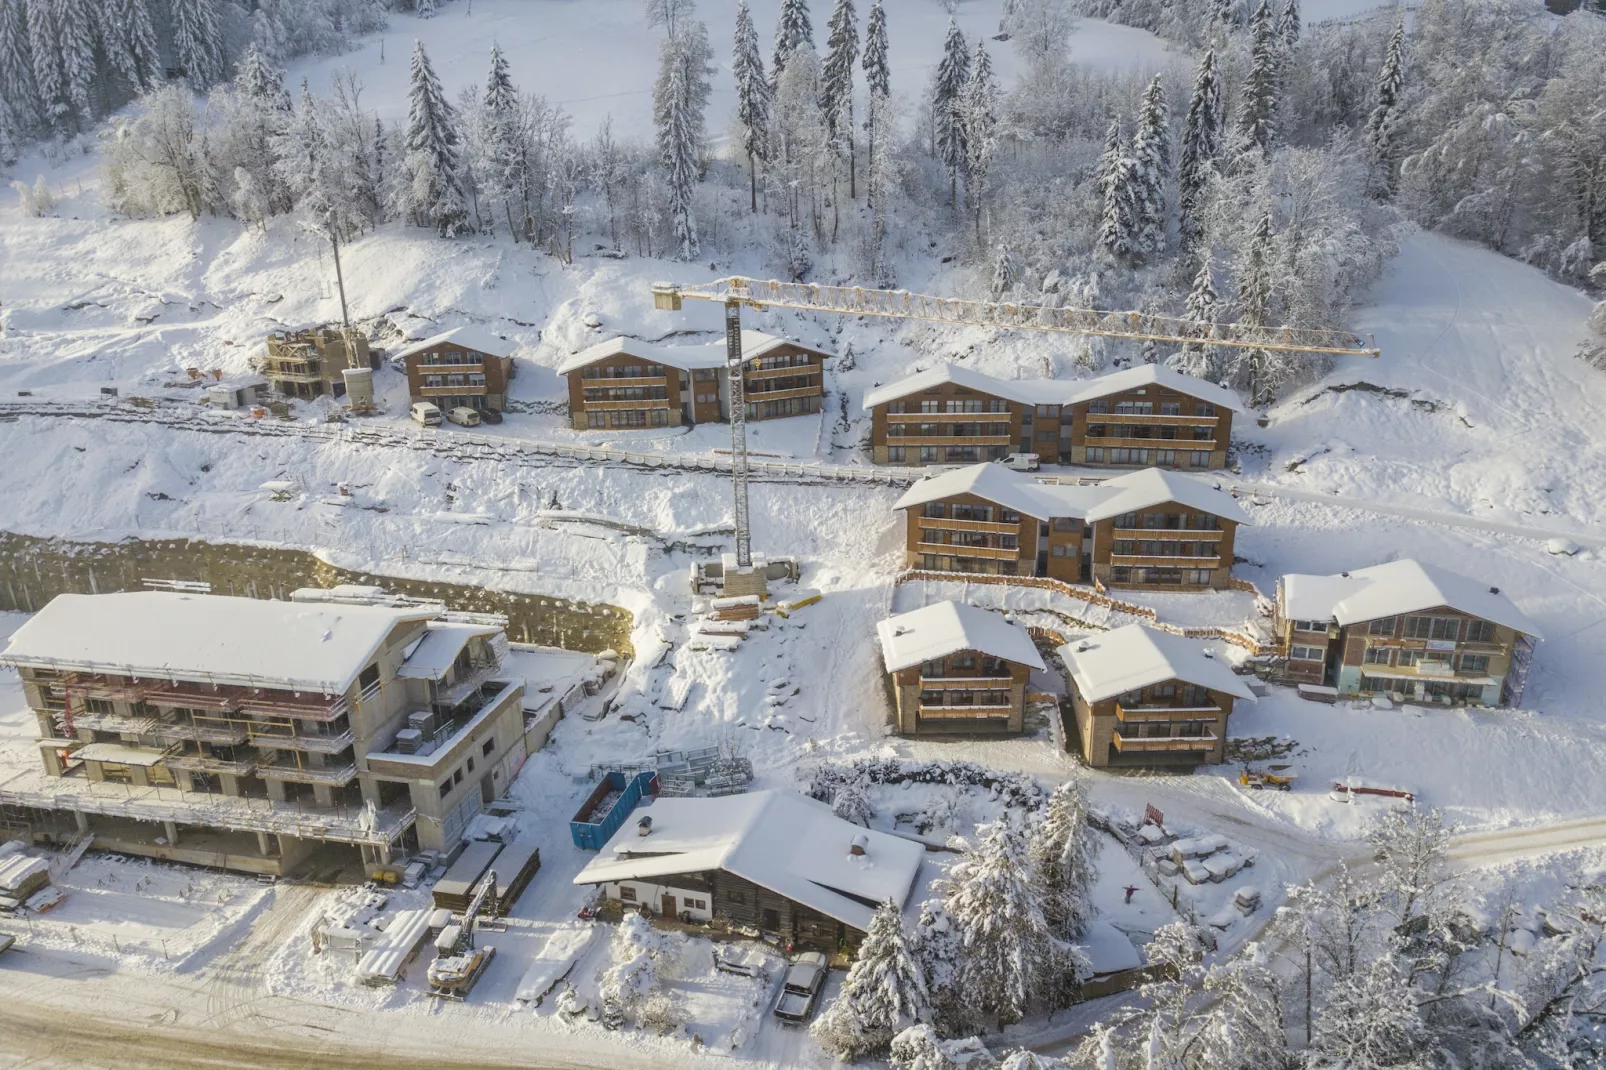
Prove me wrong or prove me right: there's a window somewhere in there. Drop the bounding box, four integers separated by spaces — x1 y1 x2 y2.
439 781 451 799
1290 645 1325 661
1088 401 1108 414
1292 620 1326 633
923 503 947 519
1036 405 1059 417
1363 646 1392 666
1051 544 1070 557
1191 451 1212 467
619 886 637 902
1465 620 1496 644
453 769 464 786
888 447 906 462
1198 403 1216 417
1160 402 1181 416
1086 448 1105 463
466 757 475 773
85 697 113 715
1404 616 1460 641
358 664 381 692
1459 654 1490 674
1155 450 1176 466
1367 617 1397 637
1188 569 1213 585
1359 675 1394 693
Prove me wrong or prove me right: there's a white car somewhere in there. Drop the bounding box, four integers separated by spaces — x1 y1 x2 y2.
773 951 829 1023
409 401 442 426
447 406 482 427
997 452 1040 471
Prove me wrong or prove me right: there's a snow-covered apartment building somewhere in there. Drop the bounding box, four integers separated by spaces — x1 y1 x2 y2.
895 463 1251 590
865 363 1240 469
397 326 516 414
574 791 925 954
560 331 832 430
1274 560 1542 707
876 600 1046 737
1060 625 1255 769
0 590 531 878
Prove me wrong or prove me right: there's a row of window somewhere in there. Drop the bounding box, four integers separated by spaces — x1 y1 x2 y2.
922 502 1023 524
888 398 1011 414
1111 512 1222 531
1364 646 1492 674
1087 448 1216 467
888 445 1000 464
886 422 1012 438
1115 683 1213 707
919 690 1012 707
919 554 1019 576
422 374 486 389
1111 541 1219 558
436 736 496 798
580 363 666 380
920 528 1017 550
1087 400 1218 417
918 654 1008 676
1086 425 1214 441
1118 720 1215 739
747 395 820 419
1365 615 1497 643
586 409 671 429
583 386 668 402
1110 566 1214 586
417 350 484 366
745 374 818 395
749 354 814 370
1359 677 1487 701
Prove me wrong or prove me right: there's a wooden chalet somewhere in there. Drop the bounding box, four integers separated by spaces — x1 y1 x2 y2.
397 327 516 414
876 599 1046 736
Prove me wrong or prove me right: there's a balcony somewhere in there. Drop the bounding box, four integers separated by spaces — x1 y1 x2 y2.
886 410 1014 422
582 398 673 412
255 761 359 786
262 367 326 383
1112 528 1225 541
1109 554 1222 568
236 690 353 722
916 541 1020 561
420 384 488 397
918 516 1021 534
746 362 815 379
415 360 485 372
152 721 251 746
247 726 355 754
1086 413 1219 426
890 434 1014 446
745 383 820 402
919 703 1014 718
923 676 1015 686
163 751 259 776
68 712 160 736
1113 729 1218 753
1087 437 1218 451
1115 703 1224 723
580 373 670 387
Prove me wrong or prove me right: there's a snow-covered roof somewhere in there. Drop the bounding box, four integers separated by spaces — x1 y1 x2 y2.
392 326 511 363
1280 559 1543 637
557 331 828 376
893 463 1110 520
573 791 926 932
1066 364 1244 413
1081 918 1144 975
1059 624 1255 704
395 621 501 681
863 363 1037 411
1081 468 1252 526
0 592 438 693
876 600 1047 674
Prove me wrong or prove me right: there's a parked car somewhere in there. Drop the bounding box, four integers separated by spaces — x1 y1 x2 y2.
772 951 829 1023
997 452 1040 471
410 401 442 427
447 406 482 427
479 408 504 424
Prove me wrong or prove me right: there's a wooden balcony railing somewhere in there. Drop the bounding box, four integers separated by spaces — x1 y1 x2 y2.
745 383 820 402
922 676 1015 686
1113 730 1218 753
919 703 1014 717
915 541 1019 560
889 434 1013 446
746 363 815 379
917 516 1020 534
1109 554 1222 568
1085 412 1220 426
580 398 673 412
1087 437 1218 450
886 410 1014 422
1115 704 1224 723
1112 528 1225 541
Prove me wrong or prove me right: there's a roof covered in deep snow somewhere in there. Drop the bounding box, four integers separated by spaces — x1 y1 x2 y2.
862 363 1041 411
876 600 1047 674
573 791 925 931
862 361 1241 413
1064 363 1244 412
892 463 1110 519
392 326 511 362
1281 559 1542 637
1080 468 1252 526
1059 624 1256 704
557 331 829 376
0 592 437 692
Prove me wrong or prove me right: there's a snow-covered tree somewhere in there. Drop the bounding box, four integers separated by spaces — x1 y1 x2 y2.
653 18 713 260
1173 256 1221 379
599 913 679 1030
1364 20 1405 199
932 19 970 208
1233 207 1275 404
732 0 770 211
813 900 932 1059
861 0 890 206
212 45 293 219
1096 117 1138 261
171 0 227 87
1312 957 1430 1069
820 0 857 199
469 42 521 237
0 0 41 133
990 244 1017 297
101 84 214 218
1236 0 1280 158
643 0 696 39
1002 0 1072 69
1581 264 1606 371
1178 47 1222 248
831 775 873 826
272 80 334 222
402 40 471 236
1275 0 1299 48
54 0 97 123
27 0 66 127
913 897 962 1032
1130 74 1170 256
772 0 813 85
959 38 998 240
1027 779 1097 942
1366 806 1450 927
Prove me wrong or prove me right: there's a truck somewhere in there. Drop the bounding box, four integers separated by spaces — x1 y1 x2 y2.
772 951 829 1024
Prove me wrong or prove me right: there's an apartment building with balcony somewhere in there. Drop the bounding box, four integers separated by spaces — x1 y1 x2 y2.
259 325 373 400
893 462 1105 583
560 331 831 431
398 326 516 413
876 600 1046 737
1274 559 1542 707
863 362 1241 468
0 590 529 877
1060 625 1254 768
1082 468 1251 590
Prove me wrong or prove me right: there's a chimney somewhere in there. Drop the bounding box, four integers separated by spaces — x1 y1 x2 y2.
1489 586 1500 595
636 815 653 837
849 833 869 857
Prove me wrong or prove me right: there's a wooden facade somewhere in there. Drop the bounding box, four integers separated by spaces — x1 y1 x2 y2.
405 338 515 413
870 380 1027 466
599 869 862 954
565 340 826 431
1089 501 1239 591
900 491 1086 583
260 326 371 401
1069 678 1236 769
886 647 1035 736
1067 385 1231 471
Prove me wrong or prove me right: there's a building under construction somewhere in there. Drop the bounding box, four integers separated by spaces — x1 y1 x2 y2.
0 588 532 879
258 326 375 404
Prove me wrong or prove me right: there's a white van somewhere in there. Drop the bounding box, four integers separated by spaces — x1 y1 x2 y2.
410 401 442 426
447 406 482 427
997 452 1040 471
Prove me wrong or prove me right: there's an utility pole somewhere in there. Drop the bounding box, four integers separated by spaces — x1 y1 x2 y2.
328 212 350 328
724 295 752 569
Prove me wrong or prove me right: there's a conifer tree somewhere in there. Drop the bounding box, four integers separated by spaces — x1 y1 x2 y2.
1096 117 1138 261
772 0 813 85
0 0 42 131
811 900 931 1060
403 41 470 236
960 39 997 240
103 0 164 95
732 0 770 211
273 79 332 222
1028 779 1097 942
1178 47 1222 249
1276 0 1300 47
27 0 66 126
1236 0 1280 157
861 0 890 207
1130 74 1170 257
1364 20 1406 199
172 0 227 87
54 0 96 122
932 19 969 208
475 43 522 238
653 18 713 260
1175 255 1221 379
991 243 1016 298
1235 209 1275 404
820 0 858 199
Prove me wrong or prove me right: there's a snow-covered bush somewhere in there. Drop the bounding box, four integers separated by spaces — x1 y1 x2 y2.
889 1024 995 1070
10 176 54 217
831 774 874 827
808 758 1049 812
598 914 682 1030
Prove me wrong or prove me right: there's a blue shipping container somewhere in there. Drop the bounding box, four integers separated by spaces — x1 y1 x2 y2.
569 771 659 850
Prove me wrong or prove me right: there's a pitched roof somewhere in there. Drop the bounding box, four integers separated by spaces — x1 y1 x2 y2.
1280 559 1543 637
557 331 829 376
1081 468 1252 526
1059 624 1256 704
395 621 502 681
877 600 1047 673
573 791 926 931
392 326 511 363
863 363 1039 411
892 462 1111 520
1067 364 1244 412
0 592 438 693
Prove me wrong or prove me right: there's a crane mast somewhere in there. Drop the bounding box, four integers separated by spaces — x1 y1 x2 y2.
723 297 753 569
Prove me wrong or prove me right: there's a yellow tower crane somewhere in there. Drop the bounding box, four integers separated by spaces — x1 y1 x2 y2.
651 276 1379 581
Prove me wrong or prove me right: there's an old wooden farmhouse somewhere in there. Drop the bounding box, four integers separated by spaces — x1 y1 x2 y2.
876 599 1046 736
397 327 516 415
895 463 1250 590
1275 559 1542 707
864 362 1239 469
1060 625 1254 769
573 790 925 954
559 331 831 431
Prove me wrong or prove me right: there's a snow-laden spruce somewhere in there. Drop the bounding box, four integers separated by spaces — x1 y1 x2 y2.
731 0 771 212
820 0 858 200
1129 74 1171 258
1027 778 1097 942
931 18 969 210
772 0 814 86
1177 48 1222 250
811 900 932 1060
402 41 470 238
652 17 713 261
1236 0 1280 159
959 38 998 241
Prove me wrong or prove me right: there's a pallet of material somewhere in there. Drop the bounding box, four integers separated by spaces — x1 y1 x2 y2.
355 908 433 986
1330 777 1415 802
490 844 542 915
695 620 752 636
689 634 744 652
431 840 505 912
773 590 820 616
0 855 50 901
